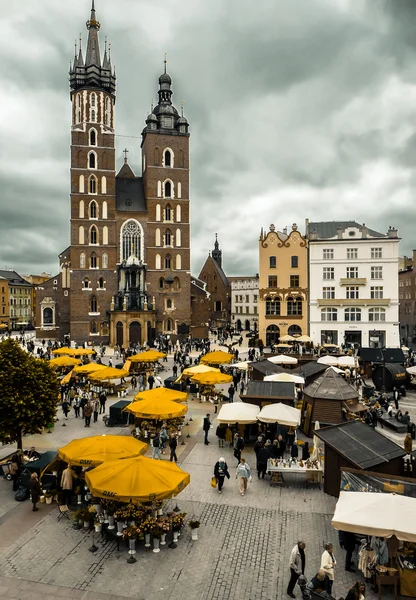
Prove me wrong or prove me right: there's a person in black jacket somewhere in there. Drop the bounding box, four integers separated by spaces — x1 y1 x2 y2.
269 439 280 459
29 473 41 512
343 530 356 572
213 457 230 493
169 434 178 462
308 569 332 595
277 435 286 457
203 414 211 445
257 445 270 479
253 436 264 457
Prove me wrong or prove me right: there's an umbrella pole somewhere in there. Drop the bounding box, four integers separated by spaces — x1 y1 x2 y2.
88 531 98 553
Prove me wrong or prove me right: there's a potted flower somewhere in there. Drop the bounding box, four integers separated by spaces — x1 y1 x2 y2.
122 525 141 555
156 500 164 516
158 517 171 546
91 497 101 515
44 491 54 505
101 500 119 529
94 517 102 533
169 512 186 544
189 520 200 541
151 523 162 553
141 516 157 548
75 486 83 505
75 508 92 529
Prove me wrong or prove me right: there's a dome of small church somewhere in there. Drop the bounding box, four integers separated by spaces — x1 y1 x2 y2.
159 71 172 85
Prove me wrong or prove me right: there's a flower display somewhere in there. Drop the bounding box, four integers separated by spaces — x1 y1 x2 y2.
121 525 142 540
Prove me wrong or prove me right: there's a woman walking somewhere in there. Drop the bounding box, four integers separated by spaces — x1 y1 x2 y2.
321 542 336 596
235 457 251 496
29 473 41 512
214 457 230 494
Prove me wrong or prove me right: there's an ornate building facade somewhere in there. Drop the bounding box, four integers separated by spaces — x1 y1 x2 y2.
36 2 191 346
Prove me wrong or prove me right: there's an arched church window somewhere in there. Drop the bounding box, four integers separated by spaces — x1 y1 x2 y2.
83 278 90 289
166 319 172 332
105 97 111 127
101 176 107 195
90 252 97 269
90 320 98 334
90 226 98 245
164 149 172 167
89 175 97 194
159 277 165 289
164 229 172 246
102 200 108 218
166 299 173 309
80 252 86 269
165 255 171 269
89 129 97 146
79 200 84 218
155 254 161 270
89 201 97 219
103 226 108 245
79 175 85 194
102 253 108 268
176 205 181 222
165 204 172 222
121 219 143 261
88 152 96 169
176 254 182 270
79 226 84 245
176 228 181 247
43 307 53 325
75 93 81 124
98 277 104 289
156 204 161 221
90 296 98 312
164 181 172 198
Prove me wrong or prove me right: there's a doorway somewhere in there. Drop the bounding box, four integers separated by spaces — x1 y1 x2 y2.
116 321 123 348
266 324 280 347
345 331 362 346
129 321 142 345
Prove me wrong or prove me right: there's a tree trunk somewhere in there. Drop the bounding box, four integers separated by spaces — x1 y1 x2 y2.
16 431 23 450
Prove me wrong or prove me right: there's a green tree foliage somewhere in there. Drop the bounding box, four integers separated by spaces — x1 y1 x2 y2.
0 338 59 449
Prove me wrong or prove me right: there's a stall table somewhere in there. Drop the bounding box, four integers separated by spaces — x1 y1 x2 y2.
267 459 323 487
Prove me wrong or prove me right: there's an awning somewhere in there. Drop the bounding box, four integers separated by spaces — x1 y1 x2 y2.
257 403 301 427
217 403 260 424
343 401 368 414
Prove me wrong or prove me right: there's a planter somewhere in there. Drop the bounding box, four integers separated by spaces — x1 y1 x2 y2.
103 511 109 524
160 533 167 546
94 504 101 515
153 538 160 553
77 494 82 505
145 533 151 547
108 515 115 530
94 523 102 533
173 531 179 543
157 509 163 516
40 496 45 504
128 539 136 555
153 511 158 519
83 521 90 529
191 529 199 541
116 521 124 536
45 497 53 505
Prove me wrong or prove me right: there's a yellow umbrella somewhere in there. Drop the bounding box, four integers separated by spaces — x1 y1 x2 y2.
191 371 233 385
51 347 74 355
59 435 147 466
60 370 74 385
297 335 313 343
129 350 166 363
73 363 108 374
125 397 187 420
133 387 188 403
280 334 296 342
200 351 234 366
0 323 7 329
49 356 82 367
71 348 95 356
89 367 130 381
85 455 190 502
182 365 220 377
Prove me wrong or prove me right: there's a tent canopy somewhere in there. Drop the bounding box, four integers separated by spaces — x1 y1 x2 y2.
264 373 305 384
58 435 147 466
267 354 298 365
49 356 81 367
182 365 220 377
191 371 233 385
200 351 234 365
217 402 259 424
129 350 166 363
317 355 339 366
257 403 301 426
89 367 130 380
332 491 416 542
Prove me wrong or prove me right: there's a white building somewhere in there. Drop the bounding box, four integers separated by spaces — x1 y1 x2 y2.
307 221 400 348
229 276 259 332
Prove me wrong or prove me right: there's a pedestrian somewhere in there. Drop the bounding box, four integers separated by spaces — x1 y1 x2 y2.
277 434 286 457
99 391 107 414
287 541 306 598
84 401 93 427
257 444 270 479
225 426 233 447
321 542 336 595
342 530 356 572
130 376 137 391
233 433 244 465
203 413 211 445
93 397 100 423
228 384 235 403
60 465 74 506
253 435 264 457
148 374 155 390
308 569 332 596
214 457 230 494
172 364 178 378
216 424 226 448
393 386 400 410
169 433 178 462
29 473 41 512
152 433 161 459
74 394 81 417
160 424 169 454
62 399 70 420
345 581 366 600
240 380 245 395
235 457 251 496
404 432 413 454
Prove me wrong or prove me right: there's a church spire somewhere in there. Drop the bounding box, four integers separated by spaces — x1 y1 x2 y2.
212 233 222 269
85 0 101 68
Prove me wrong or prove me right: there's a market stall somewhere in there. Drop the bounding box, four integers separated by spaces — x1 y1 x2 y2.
200 350 234 366
264 373 305 385
266 458 323 487
257 403 301 427
267 354 298 365
191 371 233 404
124 389 187 440
49 356 81 368
58 435 148 466
217 402 259 424
244 381 295 408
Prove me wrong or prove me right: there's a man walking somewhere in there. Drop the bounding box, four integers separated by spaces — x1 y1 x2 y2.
99 391 107 414
152 433 161 459
84 401 93 427
148 373 155 390
169 434 178 462
203 413 211 445
228 384 235 403
287 541 306 598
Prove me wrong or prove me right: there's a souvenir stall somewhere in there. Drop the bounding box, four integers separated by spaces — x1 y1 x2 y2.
191 371 233 405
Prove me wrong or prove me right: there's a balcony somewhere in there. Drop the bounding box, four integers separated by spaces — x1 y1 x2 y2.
317 298 391 307
339 278 367 286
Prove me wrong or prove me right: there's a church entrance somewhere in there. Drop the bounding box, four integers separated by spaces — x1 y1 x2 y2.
116 321 123 348
129 321 142 345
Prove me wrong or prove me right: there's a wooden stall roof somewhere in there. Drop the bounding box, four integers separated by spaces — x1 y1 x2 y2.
245 381 294 400
358 347 405 364
293 361 327 379
303 368 358 401
316 421 406 469
249 360 286 377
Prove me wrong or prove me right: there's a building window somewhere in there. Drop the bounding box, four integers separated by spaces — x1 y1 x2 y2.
347 248 357 259
79 175 85 194
369 307 386 322
156 204 161 221
102 253 108 268
83 278 91 289
166 319 172 332
176 205 181 222
164 229 172 246
164 181 172 198
90 253 97 269
155 254 161 269
90 320 98 334
287 296 302 316
155 228 161 247
164 204 172 222
101 176 107 194
215 301 222 311
102 226 108 245
321 308 338 322
89 129 97 146
371 247 382 259
90 296 98 312
322 287 335 299
121 219 143 261
371 266 383 280
164 149 172 167
79 200 85 218
291 256 298 268
75 93 81 123
166 298 173 309
345 307 361 322
88 152 96 169
159 277 164 289
371 286 383 299
89 201 97 219
105 97 111 127
269 256 276 269
323 268 334 280
290 275 300 288
98 277 104 289
346 286 359 299
265 296 280 316
89 175 97 194
80 252 86 269
176 254 182 270
323 249 334 260
90 226 98 245
176 228 181 247
165 255 171 269
79 226 85 245
268 275 277 288
346 267 358 278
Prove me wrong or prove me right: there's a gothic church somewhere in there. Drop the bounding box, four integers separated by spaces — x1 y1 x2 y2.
36 1 191 346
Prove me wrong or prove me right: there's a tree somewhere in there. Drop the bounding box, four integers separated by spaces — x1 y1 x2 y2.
0 338 59 449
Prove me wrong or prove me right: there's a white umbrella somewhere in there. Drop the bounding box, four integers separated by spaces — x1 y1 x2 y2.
406 366 416 375
264 373 305 384
267 354 298 365
326 366 344 375
217 402 260 424
280 334 296 342
257 403 301 427
234 361 252 371
317 355 339 366
297 335 313 343
337 356 356 368
332 491 416 543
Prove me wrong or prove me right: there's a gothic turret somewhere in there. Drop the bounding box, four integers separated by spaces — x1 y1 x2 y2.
69 0 116 96
212 234 222 269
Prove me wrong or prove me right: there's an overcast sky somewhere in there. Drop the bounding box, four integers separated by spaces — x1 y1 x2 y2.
1 0 416 277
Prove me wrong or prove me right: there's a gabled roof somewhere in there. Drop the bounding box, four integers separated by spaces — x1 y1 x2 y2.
198 255 230 289
316 421 406 469
115 172 147 212
245 381 294 399
308 221 385 239
293 361 327 379
359 348 405 364
250 360 286 377
303 367 358 400
191 277 210 298
0 271 32 286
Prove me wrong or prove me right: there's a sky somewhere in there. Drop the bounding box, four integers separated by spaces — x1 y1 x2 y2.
1 0 416 277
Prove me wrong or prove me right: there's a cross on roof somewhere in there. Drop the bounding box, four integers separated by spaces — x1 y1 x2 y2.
123 148 129 163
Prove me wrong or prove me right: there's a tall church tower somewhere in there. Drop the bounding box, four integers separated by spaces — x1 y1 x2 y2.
68 1 117 342
141 62 191 336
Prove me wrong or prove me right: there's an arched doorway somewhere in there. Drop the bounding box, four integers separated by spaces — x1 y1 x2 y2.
266 324 280 347
147 321 153 345
245 319 251 331
116 321 123 348
236 319 242 332
129 321 142 345
288 324 302 337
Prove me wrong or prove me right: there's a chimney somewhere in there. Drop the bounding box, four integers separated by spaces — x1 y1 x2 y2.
337 227 343 239
387 225 398 238
309 230 318 241
361 223 368 238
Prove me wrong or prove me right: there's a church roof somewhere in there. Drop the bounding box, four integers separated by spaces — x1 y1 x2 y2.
115 174 147 212
211 256 229 288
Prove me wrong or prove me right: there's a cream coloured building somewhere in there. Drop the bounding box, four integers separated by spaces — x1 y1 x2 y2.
258 224 308 347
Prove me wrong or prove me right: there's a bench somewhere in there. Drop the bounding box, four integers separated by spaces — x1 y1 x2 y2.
379 416 408 433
